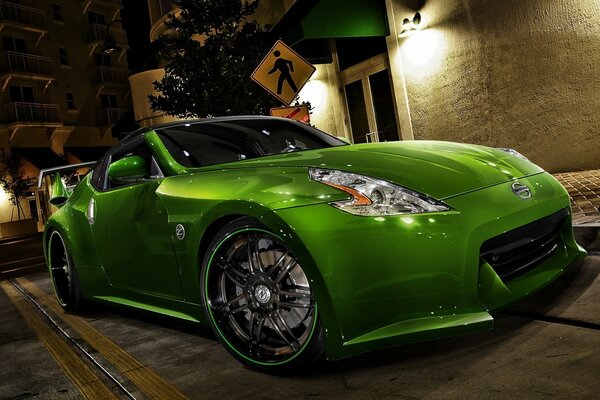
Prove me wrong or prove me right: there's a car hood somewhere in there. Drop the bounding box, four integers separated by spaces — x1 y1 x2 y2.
196 141 544 200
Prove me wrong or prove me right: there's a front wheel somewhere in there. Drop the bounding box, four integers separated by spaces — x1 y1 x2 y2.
201 218 324 371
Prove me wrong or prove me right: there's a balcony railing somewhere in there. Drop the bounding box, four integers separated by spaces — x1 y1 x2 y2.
101 107 127 124
91 66 131 84
3 102 60 124
85 23 128 46
0 0 45 29
0 52 53 76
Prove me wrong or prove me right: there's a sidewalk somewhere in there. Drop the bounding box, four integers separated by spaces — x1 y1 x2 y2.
553 169 600 226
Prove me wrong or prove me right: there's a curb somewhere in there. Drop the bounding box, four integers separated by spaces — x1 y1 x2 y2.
0 232 43 245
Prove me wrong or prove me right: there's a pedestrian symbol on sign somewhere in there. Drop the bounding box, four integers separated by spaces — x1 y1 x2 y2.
251 40 316 105
268 51 298 95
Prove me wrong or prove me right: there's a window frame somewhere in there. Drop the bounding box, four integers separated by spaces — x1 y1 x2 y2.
65 91 76 110
52 3 63 21
59 47 69 65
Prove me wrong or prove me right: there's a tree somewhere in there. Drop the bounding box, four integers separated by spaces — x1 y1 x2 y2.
149 0 278 118
0 149 31 221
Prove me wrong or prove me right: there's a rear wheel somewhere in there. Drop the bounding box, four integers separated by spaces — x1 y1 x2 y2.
201 218 323 371
48 231 84 311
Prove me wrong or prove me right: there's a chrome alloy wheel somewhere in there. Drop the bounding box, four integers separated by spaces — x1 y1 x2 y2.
205 229 317 364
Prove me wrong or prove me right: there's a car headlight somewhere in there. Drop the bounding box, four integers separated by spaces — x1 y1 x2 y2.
496 148 529 161
309 168 450 216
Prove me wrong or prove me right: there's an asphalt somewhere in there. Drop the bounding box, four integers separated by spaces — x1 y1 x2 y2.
0 236 599 399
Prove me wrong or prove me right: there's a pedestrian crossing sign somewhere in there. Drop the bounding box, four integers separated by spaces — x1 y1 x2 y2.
251 40 316 105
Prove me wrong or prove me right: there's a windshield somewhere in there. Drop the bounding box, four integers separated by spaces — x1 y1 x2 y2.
157 118 347 168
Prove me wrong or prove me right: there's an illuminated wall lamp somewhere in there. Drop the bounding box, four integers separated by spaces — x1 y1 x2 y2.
400 12 422 36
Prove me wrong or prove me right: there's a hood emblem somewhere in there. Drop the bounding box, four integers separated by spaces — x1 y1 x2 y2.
511 182 532 199
175 224 186 240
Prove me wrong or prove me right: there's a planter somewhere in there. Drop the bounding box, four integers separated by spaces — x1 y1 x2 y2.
0 219 38 239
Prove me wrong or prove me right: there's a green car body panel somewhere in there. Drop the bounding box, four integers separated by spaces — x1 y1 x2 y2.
44 118 586 361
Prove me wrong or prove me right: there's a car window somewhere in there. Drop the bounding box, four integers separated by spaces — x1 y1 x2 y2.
157 119 346 168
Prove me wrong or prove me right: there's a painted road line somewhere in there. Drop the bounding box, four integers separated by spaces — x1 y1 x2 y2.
1 280 120 400
17 277 190 400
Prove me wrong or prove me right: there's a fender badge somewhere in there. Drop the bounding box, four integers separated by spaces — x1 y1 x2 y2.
175 224 186 240
511 182 532 199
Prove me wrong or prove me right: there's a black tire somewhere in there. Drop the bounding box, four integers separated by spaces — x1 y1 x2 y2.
200 217 324 372
48 230 85 311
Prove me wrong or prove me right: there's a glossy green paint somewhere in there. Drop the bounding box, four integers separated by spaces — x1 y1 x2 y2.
272 172 584 358
144 130 189 175
183 140 545 200
107 155 149 183
43 129 585 361
48 172 69 207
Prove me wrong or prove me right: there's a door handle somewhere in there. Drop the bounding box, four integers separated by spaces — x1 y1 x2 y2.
86 198 95 225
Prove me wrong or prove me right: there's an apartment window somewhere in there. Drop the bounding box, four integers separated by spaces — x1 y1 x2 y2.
59 48 68 65
94 52 112 67
2 36 26 52
87 11 106 25
52 4 63 21
66 92 76 110
100 93 118 108
9 85 35 102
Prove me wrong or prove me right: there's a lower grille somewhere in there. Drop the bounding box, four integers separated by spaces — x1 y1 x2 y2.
480 208 569 281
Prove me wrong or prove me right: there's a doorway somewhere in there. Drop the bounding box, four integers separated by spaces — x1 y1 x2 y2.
341 53 399 144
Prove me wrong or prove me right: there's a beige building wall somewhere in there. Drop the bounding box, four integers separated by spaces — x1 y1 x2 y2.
129 69 179 127
296 62 347 139
388 0 600 172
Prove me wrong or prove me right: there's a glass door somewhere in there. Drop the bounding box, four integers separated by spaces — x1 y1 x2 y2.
341 54 399 143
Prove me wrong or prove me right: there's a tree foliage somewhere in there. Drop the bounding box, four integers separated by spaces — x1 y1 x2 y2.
149 0 278 118
0 149 30 220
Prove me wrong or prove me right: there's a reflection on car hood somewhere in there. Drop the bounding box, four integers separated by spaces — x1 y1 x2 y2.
197 141 544 199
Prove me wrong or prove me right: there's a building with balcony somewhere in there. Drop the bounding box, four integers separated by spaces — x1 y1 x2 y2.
0 0 47 34
0 0 133 237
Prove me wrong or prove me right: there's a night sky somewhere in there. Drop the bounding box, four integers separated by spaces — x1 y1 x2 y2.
120 0 154 73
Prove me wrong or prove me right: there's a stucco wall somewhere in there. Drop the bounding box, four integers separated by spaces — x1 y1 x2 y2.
297 63 347 138
391 0 600 172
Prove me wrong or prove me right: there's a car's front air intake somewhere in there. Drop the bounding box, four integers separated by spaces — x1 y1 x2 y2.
480 208 569 281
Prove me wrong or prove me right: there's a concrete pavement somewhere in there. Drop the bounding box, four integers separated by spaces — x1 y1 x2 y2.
554 169 600 225
1 252 599 399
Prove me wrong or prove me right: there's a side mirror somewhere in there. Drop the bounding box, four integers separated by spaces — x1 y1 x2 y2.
49 172 69 207
108 156 149 184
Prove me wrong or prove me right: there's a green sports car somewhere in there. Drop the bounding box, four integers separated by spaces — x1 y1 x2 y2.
43 116 586 371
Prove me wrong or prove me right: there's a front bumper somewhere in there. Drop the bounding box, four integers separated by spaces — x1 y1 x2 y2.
270 172 586 359
275 173 585 358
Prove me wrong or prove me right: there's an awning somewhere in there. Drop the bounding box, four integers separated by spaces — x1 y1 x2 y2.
14 147 65 170
65 146 111 162
272 0 389 45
